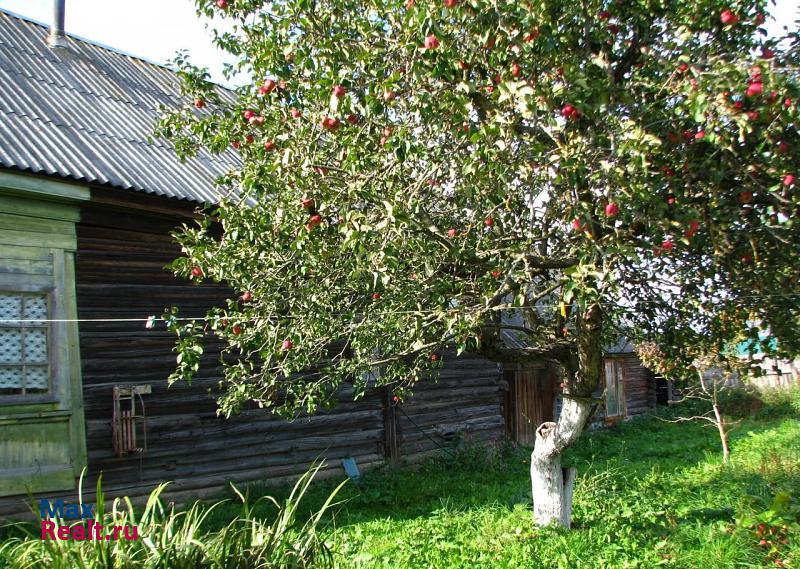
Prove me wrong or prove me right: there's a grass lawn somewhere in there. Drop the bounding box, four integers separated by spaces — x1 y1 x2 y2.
211 397 800 569
2 395 797 568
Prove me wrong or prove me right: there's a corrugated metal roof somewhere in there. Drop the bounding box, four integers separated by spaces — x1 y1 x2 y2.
0 9 239 204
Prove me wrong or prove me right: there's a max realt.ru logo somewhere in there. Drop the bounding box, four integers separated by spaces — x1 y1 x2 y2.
39 499 139 541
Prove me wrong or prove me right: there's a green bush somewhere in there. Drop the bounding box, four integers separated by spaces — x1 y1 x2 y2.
758 385 800 418
0 463 345 569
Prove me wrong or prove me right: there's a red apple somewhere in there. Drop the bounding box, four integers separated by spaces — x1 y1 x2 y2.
783 174 795 187
308 214 322 226
739 191 753 204
372 292 381 300
605 202 619 217
243 109 255 120
383 126 393 137
216 0 228 8
491 270 501 279
332 85 346 98
232 325 242 335
241 291 253 302
424 35 440 49
661 240 674 251
747 111 760 121
695 130 705 140
746 82 763 97
264 140 276 151
761 47 775 60
511 63 521 78
191 266 203 277
281 339 293 350
245 134 254 144
290 108 302 118
249 115 265 126
379 136 389 145
755 13 765 25
321 116 340 131
259 79 276 95
607 23 620 34
572 218 584 231
749 65 762 80
785 98 793 108
392 395 401 403
194 98 205 109
484 217 494 227
667 195 676 205
384 90 397 101
720 9 739 26
301 197 315 209
561 103 581 120
598 10 611 20
677 63 689 73
231 140 240 149
447 228 457 238
458 60 470 70
347 113 359 125
444 0 457 7
778 141 789 154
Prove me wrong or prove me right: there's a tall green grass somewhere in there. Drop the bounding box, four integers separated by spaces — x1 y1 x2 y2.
0 463 345 569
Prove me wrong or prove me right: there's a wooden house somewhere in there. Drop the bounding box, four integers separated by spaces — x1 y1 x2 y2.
0 8 663 518
0 9 507 518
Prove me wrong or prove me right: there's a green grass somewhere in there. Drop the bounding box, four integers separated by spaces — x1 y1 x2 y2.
208 399 799 569
2 395 798 568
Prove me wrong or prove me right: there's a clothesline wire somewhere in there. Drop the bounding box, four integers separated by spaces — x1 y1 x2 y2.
0 291 798 324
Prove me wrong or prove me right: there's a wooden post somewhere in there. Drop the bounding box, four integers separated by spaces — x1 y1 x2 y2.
381 387 401 465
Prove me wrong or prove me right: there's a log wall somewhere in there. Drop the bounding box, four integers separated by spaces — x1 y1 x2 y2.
0 188 505 518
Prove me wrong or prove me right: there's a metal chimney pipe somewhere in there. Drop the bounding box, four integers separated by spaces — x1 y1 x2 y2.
48 0 67 48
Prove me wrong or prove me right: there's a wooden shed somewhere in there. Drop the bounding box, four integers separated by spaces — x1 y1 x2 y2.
0 10 506 518
501 341 665 444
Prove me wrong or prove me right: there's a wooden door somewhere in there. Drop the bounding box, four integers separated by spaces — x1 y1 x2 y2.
503 365 557 446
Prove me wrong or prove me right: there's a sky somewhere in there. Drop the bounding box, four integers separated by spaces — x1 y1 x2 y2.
0 0 797 88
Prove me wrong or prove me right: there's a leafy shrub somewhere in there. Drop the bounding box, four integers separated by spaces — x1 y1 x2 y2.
758 385 800 418
0 464 345 569
737 491 799 568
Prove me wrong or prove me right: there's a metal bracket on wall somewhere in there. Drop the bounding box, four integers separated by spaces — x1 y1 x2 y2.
112 385 150 461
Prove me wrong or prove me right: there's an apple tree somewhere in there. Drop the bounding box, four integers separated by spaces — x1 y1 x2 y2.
158 0 800 527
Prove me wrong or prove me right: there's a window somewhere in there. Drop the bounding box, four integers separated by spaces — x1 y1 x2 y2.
0 292 50 396
604 359 626 418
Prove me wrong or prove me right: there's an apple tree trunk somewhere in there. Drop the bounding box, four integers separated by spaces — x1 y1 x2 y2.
530 396 592 527
530 304 602 528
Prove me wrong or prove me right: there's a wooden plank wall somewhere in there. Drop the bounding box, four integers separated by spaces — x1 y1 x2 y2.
592 354 656 423
619 354 656 416
397 352 504 460
0 189 505 518
502 364 558 446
